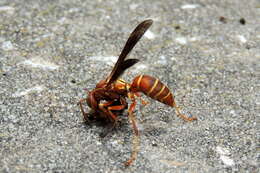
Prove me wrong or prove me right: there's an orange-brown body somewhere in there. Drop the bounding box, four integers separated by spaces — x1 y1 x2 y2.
87 74 197 124
78 19 197 167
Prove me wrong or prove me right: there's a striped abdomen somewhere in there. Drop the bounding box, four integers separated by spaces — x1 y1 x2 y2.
130 75 175 107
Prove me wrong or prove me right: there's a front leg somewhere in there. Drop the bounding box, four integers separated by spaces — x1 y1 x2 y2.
98 99 127 122
78 98 89 122
98 100 127 137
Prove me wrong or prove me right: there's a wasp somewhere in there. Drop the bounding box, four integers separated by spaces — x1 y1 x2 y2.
78 19 197 166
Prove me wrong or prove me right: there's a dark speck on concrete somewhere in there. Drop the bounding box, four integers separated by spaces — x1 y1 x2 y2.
239 18 246 25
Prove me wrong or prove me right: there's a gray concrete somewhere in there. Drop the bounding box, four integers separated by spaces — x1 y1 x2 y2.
0 0 259 172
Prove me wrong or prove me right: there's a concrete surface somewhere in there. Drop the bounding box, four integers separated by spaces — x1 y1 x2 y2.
0 0 259 172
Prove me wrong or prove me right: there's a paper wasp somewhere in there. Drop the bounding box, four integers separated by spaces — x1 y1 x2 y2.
78 19 197 166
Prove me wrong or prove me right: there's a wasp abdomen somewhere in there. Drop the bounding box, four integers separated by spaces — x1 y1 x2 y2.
131 75 175 107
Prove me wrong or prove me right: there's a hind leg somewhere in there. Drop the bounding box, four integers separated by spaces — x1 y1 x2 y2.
172 100 197 121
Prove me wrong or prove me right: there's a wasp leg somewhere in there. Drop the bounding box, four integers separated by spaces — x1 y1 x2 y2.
100 97 128 122
108 104 127 112
134 92 149 106
127 98 139 136
172 100 197 121
124 94 140 167
132 92 149 120
100 98 128 135
99 101 119 121
78 98 89 122
119 96 128 110
99 100 126 133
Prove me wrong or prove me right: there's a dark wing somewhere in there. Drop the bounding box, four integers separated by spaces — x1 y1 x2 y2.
105 19 153 86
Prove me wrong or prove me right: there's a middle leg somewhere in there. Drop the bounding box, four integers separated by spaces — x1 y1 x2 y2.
124 93 140 166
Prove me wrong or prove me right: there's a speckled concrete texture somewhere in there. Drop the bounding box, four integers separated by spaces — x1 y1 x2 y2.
0 0 259 172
